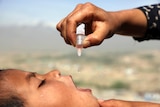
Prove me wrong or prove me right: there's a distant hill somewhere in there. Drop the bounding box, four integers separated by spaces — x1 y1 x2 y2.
0 25 73 52
0 25 159 52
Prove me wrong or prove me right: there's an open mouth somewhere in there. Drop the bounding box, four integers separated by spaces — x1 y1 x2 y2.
69 75 92 93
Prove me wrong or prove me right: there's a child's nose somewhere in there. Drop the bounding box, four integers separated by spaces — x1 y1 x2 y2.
47 69 61 78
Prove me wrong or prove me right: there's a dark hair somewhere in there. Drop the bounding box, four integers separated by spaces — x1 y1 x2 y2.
0 69 24 107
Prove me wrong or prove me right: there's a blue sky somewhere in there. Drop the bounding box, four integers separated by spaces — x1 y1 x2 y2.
0 0 160 27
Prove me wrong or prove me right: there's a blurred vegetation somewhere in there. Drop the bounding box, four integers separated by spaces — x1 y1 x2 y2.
8 50 160 73
75 80 130 90
75 80 108 90
0 50 159 93
109 80 130 90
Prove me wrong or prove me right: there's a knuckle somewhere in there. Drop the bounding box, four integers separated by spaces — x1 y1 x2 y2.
84 2 93 7
84 2 94 10
76 3 83 7
66 18 74 25
82 2 95 15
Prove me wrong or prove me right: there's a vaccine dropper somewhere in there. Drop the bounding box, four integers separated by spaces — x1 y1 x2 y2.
76 24 85 56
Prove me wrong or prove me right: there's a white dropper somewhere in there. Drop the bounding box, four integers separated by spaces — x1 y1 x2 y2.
76 24 85 56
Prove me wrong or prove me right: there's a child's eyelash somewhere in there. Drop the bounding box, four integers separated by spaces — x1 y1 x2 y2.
39 79 45 87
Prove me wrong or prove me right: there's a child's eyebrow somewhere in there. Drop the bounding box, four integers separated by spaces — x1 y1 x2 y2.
25 72 36 82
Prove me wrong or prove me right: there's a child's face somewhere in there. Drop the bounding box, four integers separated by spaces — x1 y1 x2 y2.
4 69 99 107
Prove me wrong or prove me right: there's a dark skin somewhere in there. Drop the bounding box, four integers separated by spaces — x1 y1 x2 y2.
56 2 147 48
2 69 99 107
57 2 160 107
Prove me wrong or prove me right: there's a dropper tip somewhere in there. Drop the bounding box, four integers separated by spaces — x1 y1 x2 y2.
77 48 81 56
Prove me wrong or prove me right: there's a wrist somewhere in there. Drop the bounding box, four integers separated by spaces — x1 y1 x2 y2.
115 9 147 37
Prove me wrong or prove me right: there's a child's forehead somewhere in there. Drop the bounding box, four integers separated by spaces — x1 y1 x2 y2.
3 70 29 88
3 69 27 81
6 69 27 74
3 69 22 73
0 70 21 89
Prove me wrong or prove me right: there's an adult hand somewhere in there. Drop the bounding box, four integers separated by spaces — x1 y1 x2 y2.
98 99 160 107
99 99 131 107
56 2 120 48
57 2 147 48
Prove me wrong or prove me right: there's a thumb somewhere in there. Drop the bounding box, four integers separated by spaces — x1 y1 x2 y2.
83 34 104 48
83 26 109 48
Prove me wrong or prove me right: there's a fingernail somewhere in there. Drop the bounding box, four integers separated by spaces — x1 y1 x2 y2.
83 40 90 48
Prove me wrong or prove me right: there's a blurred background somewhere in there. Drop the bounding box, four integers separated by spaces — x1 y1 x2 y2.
0 0 160 103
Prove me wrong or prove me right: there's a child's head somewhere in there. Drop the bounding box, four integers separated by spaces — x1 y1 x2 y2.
0 69 100 107
0 69 24 107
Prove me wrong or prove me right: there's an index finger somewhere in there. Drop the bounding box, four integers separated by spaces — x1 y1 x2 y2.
65 3 94 46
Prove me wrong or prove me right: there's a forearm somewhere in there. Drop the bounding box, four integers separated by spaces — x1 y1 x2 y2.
114 9 147 37
114 4 160 41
